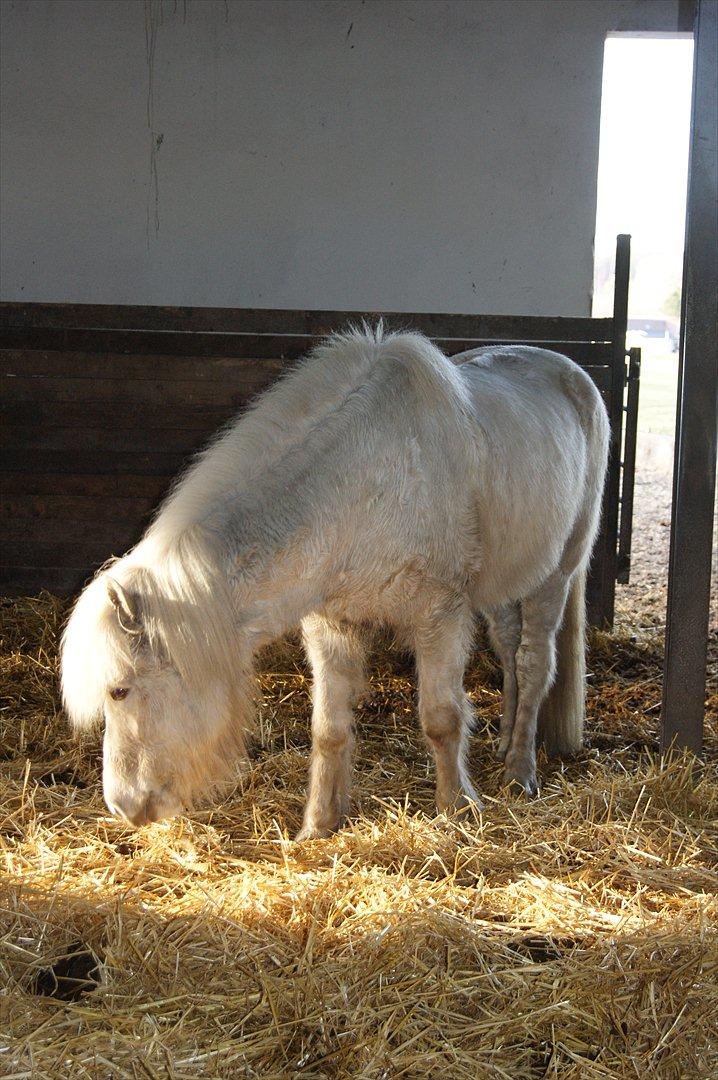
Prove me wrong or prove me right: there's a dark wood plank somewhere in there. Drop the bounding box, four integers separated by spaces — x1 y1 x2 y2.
0 565 94 595
2 397 613 455
3 374 613 410
2 375 266 406
1 424 220 455
0 402 237 431
0 493 159 521
2 448 189 476
0 326 308 358
2 351 612 393
0 473 171 498
0 349 286 383
2 540 129 567
2 516 144 546
0 326 615 363
0 301 615 343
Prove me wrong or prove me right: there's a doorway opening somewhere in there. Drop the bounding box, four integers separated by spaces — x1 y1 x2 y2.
593 33 694 630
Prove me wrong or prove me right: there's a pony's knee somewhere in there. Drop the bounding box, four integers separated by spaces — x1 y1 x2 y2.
313 666 361 714
421 701 463 747
346 669 367 705
312 714 353 754
516 638 557 691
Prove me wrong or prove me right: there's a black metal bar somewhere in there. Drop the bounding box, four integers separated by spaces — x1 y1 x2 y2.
617 347 641 584
661 0 718 754
595 234 631 626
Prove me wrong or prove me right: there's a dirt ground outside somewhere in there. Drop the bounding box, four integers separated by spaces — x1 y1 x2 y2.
614 351 717 661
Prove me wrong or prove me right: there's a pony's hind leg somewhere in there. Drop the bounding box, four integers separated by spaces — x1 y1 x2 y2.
414 603 482 813
485 603 522 761
502 573 571 796
296 615 366 840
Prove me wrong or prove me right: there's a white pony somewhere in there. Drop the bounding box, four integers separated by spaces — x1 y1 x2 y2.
61 327 608 837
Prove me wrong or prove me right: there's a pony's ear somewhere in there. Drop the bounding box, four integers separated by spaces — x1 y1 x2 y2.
106 578 141 635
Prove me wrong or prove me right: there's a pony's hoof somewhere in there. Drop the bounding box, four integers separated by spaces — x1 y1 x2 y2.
458 787 484 813
496 744 508 763
437 789 484 815
294 823 336 842
503 769 539 798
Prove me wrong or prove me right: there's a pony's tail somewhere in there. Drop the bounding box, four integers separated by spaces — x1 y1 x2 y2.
537 567 587 756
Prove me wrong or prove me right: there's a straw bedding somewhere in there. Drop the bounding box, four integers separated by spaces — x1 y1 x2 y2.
1 594 716 1079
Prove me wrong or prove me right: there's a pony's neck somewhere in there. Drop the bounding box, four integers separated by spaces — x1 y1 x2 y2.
134 510 327 669
229 509 334 647
195 397 364 645
143 332 386 646
147 474 336 650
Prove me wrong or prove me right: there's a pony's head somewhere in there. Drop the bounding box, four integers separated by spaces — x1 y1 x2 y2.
60 544 252 826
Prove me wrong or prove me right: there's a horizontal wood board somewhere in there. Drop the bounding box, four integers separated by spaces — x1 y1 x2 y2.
0 327 614 363
1 302 614 343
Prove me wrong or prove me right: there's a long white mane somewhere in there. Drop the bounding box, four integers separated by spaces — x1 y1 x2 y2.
61 325 465 729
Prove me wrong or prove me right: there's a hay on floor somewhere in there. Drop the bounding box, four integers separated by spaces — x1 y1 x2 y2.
1 593 716 1079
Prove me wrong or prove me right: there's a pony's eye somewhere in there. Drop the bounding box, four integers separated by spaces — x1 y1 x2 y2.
109 687 130 701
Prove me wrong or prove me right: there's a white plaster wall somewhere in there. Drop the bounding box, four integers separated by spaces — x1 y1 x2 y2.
0 0 681 314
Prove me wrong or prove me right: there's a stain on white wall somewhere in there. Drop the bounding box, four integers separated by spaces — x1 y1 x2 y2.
0 0 680 314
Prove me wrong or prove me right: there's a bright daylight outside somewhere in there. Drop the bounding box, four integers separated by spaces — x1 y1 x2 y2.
593 33 695 629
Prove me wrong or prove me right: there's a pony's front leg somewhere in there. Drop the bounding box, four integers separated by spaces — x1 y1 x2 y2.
485 603 522 761
503 574 570 796
415 605 482 813
296 615 365 841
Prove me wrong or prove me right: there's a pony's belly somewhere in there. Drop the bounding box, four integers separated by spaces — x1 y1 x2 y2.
469 566 551 612
321 588 419 633
467 532 567 610
320 557 466 636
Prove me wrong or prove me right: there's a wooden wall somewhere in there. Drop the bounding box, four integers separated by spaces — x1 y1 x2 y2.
0 303 624 623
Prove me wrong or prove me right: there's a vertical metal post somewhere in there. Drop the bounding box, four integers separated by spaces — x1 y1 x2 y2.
617 347 641 584
661 0 718 754
599 234 631 626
